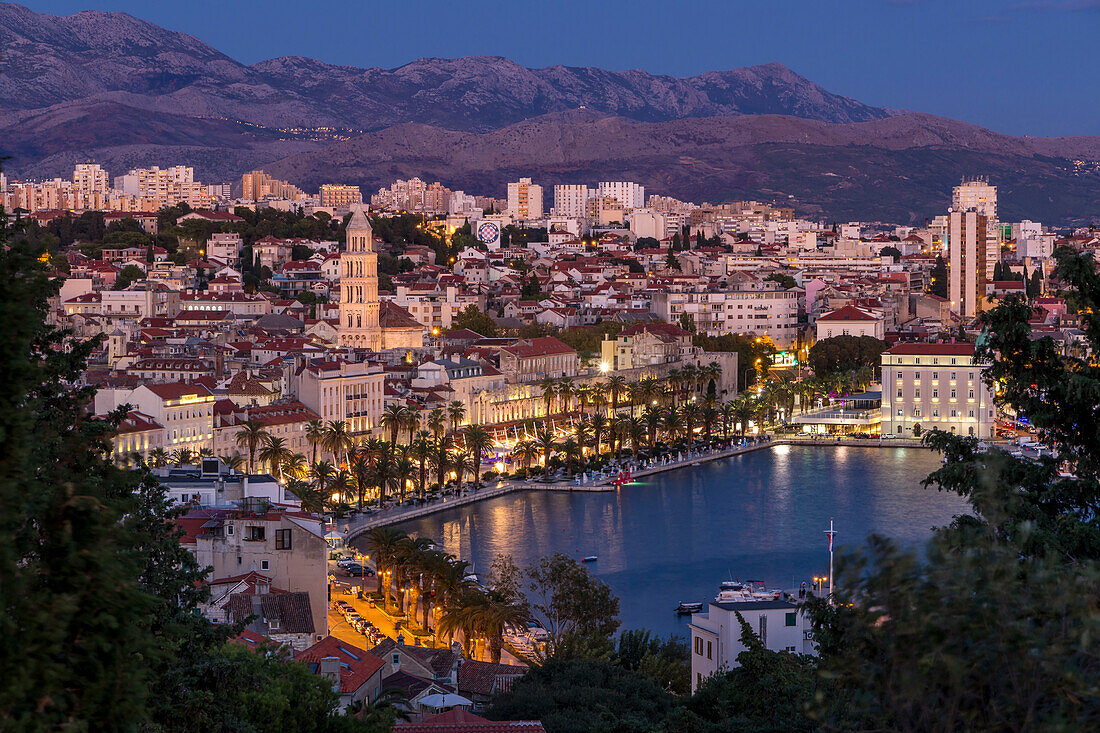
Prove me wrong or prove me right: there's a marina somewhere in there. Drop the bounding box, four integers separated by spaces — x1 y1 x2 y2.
385 444 970 638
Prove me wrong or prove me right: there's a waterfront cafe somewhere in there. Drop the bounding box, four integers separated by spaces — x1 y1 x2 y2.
792 391 882 435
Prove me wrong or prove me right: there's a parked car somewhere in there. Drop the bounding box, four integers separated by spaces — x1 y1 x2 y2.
342 564 375 577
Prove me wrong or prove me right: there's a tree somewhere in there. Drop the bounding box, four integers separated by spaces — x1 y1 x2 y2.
879 245 902 260
678 311 696 333
527 553 621 654
452 304 497 337
807 334 890 377
665 249 681 271
235 420 270 473
765 271 797 289
488 658 679 733
463 425 493 488
929 255 948 298
113 264 146 290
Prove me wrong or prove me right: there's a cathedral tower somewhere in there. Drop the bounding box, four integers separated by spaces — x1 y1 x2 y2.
337 204 381 350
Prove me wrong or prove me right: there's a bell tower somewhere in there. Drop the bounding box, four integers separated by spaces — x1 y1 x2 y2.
337 204 381 349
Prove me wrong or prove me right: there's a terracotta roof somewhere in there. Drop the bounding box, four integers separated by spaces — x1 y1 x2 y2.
228 591 315 634
885 343 975 356
142 382 214 400
817 305 880 322
394 709 545 732
457 660 526 697
500 336 576 358
294 636 385 694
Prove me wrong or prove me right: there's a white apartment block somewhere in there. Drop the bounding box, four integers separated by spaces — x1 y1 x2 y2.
124 383 217 453
598 181 645 210
880 343 995 438
552 184 593 218
689 600 814 693
289 358 386 438
506 177 544 220
389 285 483 332
650 289 799 347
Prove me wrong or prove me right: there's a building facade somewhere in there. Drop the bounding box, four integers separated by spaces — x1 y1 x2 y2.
880 343 995 438
337 204 382 350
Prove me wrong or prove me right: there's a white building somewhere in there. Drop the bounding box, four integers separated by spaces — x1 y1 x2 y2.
506 177 543 220
947 209 991 319
598 181 645 210
650 289 800 348
880 342 995 438
815 304 885 341
952 179 1001 277
553 184 593 218
689 600 815 693
629 208 667 240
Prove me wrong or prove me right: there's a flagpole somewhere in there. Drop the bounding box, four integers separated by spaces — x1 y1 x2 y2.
824 517 836 601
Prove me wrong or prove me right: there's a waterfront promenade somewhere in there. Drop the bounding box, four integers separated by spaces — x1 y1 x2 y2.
339 435 928 540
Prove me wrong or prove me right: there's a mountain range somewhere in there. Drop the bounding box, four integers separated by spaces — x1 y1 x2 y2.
2 2 1099 223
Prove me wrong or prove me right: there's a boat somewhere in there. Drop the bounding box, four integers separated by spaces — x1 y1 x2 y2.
714 579 783 603
675 601 704 615
582 555 598 563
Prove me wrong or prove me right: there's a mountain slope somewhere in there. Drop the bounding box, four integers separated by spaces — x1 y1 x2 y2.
262 112 1100 223
0 3 891 132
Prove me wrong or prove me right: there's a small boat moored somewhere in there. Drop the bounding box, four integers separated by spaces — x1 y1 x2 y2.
675 601 704 615
582 555 598 563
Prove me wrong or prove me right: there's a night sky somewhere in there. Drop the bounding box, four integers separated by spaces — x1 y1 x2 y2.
19 0 1100 136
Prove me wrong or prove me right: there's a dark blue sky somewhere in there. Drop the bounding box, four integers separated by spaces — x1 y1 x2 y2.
24 0 1100 136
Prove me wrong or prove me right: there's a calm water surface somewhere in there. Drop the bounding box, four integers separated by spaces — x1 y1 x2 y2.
389 445 970 638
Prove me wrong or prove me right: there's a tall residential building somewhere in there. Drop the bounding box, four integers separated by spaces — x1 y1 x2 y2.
319 184 363 208
947 209 990 319
113 166 213 209
72 164 109 197
952 179 1000 278
552 184 593 218
241 170 305 202
506 177 543 220
598 181 646 210
337 204 381 350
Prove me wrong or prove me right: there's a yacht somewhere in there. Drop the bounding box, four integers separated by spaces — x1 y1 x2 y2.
714 579 783 603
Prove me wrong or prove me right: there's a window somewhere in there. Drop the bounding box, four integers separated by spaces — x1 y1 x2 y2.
933 389 939 398
226 524 233 536
915 389 920 398
951 389 956 399
896 408 903 417
897 389 903 398
275 529 292 550
785 612 797 627
246 526 265 542
932 372 938 379
969 390 975 399
695 637 703 655
260 560 270 571
707 641 712 660
392 653 400 665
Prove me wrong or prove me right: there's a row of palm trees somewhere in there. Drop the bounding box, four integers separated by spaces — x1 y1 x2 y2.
361 527 527 664
537 362 725 420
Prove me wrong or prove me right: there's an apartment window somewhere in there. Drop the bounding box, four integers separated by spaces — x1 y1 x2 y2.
392 653 400 666
969 390 975 399
785 612 797 627
896 408 903 417
707 641 713 660
914 389 920 398
969 372 975 380
913 408 921 418
933 390 939 398
897 389 903 398
246 526 265 542
933 409 940 417
695 637 703 655
226 524 233 536
969 410 975 418
950 409 957 417
951 390 956 399
932 372 938 380
260 560 270 571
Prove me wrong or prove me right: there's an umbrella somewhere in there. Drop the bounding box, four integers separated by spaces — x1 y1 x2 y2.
419 693 472 710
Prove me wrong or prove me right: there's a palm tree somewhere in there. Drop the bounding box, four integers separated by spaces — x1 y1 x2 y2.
305 418 325 466
557 377 575 414
330 469 352 507
662 406 684 448
363 527 408 610
448 401 467 434
703 361 723 398
534 427 557 479
510 440 539 473
667 368 683 407
282 452 308 480
589 413 607 457
373 445 396 506
381 404 408 446
681 402 700 446
720 401 737 442
643 405 662 451
393 454 415 502
627 382 644 417
445 591 531 663
606 375 627 417
428 408 447 439
562 438 580 476
235 420 269 473
197 447 214 459
148 447 170 468
610 415 631 457
257 435 292 481
349 450 372 509
393 536 433 616
572 416 591 463
432 559 475 643
701 405 719 447
322 420 353 467
431 434 452 490
627 417 645 461
172 448 195 467
312 459 335 502
218 454 245 472
538 376 557 418
733 394 756 438
410 431 432 498
287 477 325 514
463 425 493 489
451 450 472 493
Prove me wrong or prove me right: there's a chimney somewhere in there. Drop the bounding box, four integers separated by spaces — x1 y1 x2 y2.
319 656 341 688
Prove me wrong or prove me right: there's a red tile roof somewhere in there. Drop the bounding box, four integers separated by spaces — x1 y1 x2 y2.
294 637 384 694
817 305 879 322
885 343 975 356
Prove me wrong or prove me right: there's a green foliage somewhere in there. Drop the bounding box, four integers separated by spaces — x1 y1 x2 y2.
114 263 146 290
487 658 678 733
527 553 621 654
453 304 498 337
765 271 798 289
693 333 775 389
555 323 623 359
665 249 681 271
929 254 948 298
678 311 697 333
807 334 889 376
614 630 690 695
634 236 660 251
879 245 902 260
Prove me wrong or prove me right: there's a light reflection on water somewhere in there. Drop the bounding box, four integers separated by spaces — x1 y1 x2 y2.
384 446 969 638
